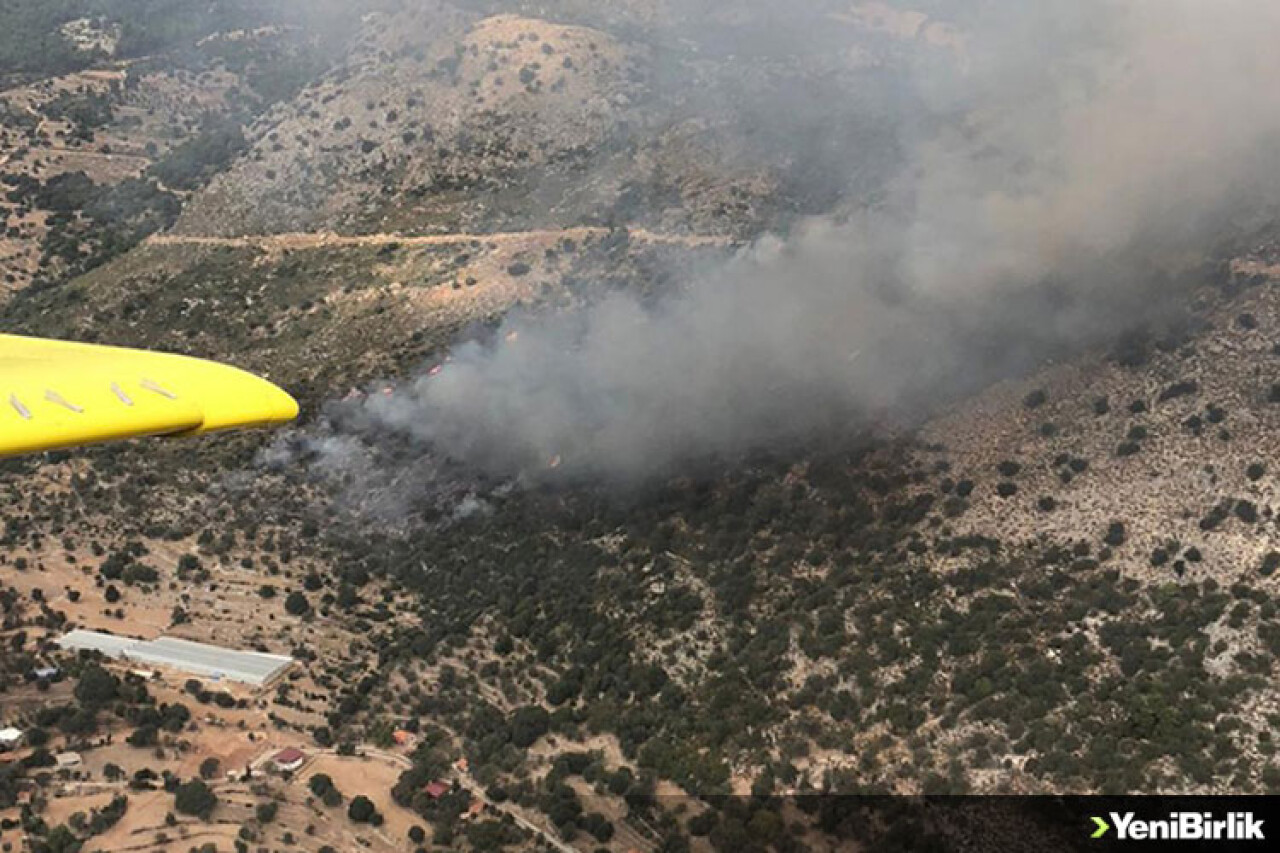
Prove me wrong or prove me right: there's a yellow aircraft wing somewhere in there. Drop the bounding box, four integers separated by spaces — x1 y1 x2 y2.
0 334 298 457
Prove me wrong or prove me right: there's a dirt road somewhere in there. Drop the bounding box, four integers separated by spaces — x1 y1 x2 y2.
146 226 732 253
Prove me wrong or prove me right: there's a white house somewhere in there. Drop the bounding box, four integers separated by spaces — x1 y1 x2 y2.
0 727 24 749
55 752 82 768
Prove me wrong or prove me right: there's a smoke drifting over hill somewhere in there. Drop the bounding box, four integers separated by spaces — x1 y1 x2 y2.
313 0 1280 482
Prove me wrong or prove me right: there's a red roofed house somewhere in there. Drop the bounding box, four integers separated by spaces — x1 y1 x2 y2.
272 747 307 772
424 781 449 799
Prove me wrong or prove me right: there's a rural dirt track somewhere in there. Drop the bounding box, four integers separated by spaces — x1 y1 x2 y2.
146 227 733 252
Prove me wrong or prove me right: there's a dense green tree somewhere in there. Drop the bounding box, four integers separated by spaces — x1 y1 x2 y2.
284 591 310 616
173 779 217 820
74 664 119 708
347 794 377 823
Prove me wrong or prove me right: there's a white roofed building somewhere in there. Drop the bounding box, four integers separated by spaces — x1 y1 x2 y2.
56 630 294 687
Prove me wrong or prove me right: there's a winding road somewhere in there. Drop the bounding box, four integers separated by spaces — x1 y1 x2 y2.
145 226 732 253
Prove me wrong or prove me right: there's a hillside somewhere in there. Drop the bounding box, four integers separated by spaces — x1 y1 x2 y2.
3 2 1280 853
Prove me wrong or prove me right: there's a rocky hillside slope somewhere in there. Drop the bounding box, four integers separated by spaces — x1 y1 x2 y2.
6 2 1280 852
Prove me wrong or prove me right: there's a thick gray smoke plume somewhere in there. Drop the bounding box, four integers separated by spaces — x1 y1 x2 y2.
322 0 1280 482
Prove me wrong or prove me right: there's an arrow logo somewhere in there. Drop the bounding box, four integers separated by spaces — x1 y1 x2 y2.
1091 816 1111 839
